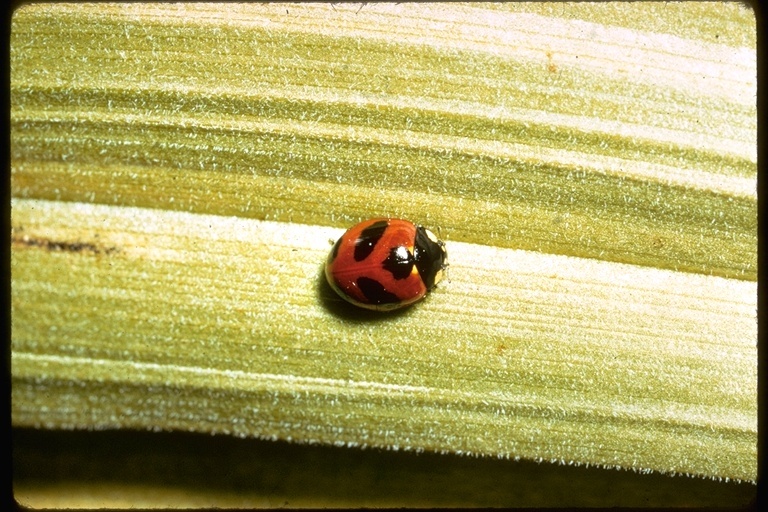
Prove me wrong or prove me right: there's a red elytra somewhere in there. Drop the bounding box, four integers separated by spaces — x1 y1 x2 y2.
325 218 448 311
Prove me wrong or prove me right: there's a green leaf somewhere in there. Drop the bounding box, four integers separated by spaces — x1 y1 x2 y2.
11 2 756 506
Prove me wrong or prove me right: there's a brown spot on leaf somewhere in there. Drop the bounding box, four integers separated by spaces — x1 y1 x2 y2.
546 51 558 73
12 232 118 256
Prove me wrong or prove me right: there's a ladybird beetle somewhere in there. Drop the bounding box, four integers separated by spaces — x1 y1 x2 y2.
325 218 448 311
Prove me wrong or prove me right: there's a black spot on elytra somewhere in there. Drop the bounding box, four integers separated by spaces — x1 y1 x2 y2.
329 237 342 263
357 276 400 305
354 220 388 261
382 246 414 279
